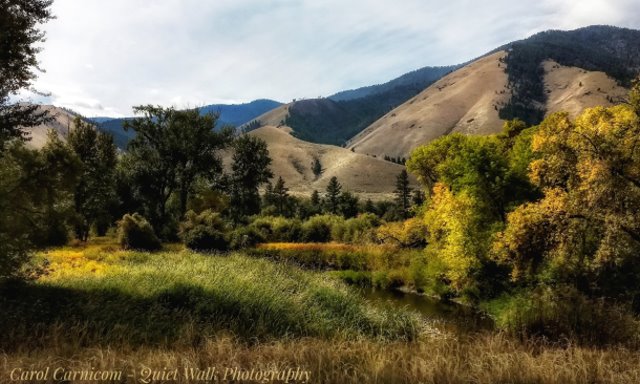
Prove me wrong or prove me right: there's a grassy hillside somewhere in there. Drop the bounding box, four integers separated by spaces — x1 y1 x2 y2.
283 68 457 146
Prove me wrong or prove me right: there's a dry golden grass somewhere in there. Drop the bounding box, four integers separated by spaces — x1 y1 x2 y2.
239 126 416 200
3 333 640 384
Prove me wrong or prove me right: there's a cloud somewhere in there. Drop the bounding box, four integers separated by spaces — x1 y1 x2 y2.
28 0 640 117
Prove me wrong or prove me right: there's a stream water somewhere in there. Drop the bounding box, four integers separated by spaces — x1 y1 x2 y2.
360 287 494 332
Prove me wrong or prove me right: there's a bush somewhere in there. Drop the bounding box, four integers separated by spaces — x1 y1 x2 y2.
179 210 229 252
376 218 427 248
302 214 343 243
332 213 380 243
117 213 161 251
486 285 640 347
229 226 266 250
249 216 303 242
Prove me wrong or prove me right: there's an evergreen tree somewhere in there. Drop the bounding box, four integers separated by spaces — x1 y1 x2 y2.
339 191 359 218
325 176 342 214
311 158 323 179
310 190 321 206
272 176 289 216
363 198 376 214
412 189 425 207
394 169 412 219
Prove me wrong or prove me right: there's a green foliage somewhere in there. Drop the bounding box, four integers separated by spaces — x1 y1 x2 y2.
228 226 266 250
302 214 344 243
332 213 380 243
485 286 640 347
0 0 53 148
117 213 161 251
230 135 273 218
324 176 342 214
249 216 303 243
0 134 81 278
122 105 232 236
179 210 229 252
67 117 118 241
394 169 412 219
311 158 323 179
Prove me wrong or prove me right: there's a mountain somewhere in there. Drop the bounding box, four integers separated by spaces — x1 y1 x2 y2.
329 65 459 101
238 126 416 200
348 25 639 158
248 66 459 146
91 99 283 148
199 99 282 127
21 105 82 148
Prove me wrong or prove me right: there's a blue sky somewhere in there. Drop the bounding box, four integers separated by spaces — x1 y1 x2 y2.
26 0 640 117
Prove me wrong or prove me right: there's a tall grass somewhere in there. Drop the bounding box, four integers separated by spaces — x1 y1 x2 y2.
3 333 640 384
1 240 419 351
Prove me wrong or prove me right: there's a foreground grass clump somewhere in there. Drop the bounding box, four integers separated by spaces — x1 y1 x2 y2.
0 239 419 350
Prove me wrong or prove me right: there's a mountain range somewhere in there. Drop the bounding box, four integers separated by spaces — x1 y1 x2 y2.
25 25 640 196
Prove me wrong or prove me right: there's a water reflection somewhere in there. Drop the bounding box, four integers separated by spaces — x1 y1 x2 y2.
360 287 494 332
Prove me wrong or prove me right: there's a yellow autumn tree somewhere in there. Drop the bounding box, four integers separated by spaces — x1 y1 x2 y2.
494 99 640 296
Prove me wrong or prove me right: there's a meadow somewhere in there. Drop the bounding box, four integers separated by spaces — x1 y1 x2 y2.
2 238 640 384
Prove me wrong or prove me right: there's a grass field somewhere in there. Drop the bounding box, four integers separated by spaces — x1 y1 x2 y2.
2 238 640 383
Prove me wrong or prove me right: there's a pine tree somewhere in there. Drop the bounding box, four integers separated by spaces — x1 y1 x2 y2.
272 176 289 216
325 176 342 214
311 158 323 179
394 169 412 219
310 190 320 206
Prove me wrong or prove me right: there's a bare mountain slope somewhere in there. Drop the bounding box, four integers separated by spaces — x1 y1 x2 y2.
22 105 81 148
347 51 510 158
348 52 629 158
245 126 415 199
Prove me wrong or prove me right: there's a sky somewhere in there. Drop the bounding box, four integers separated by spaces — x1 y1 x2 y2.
23 0 640 117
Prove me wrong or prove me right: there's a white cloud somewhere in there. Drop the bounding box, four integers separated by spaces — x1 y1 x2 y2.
27 0 640 117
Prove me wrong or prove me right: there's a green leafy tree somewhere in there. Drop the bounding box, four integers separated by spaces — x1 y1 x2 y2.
0 132 80 278
394 169 412 218
123 106 232 236
230 135 273 218
324 176 342 214
67 117 117 240
0 0 53 150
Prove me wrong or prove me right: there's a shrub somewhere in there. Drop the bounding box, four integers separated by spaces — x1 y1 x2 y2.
486 285 640 347
249 216 303 242
179 210 229 252
332 213 380 243
117 213 161 251
302 214 343 243
228 226 266 250
376 218 427 248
